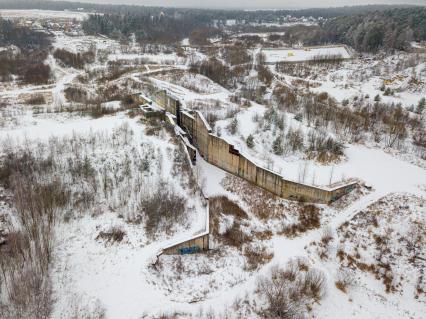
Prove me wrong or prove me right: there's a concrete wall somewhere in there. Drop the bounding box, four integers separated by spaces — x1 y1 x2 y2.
282 180 331 204
237 155 257 185
256 166 284 197
181 111 195 140
330 183 357 202
162 233 209 255
208 135 240 175
193 111 211 159
155 90 179 116
154 90 357 204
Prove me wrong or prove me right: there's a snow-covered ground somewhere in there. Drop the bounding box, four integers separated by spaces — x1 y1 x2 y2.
0 9 89 20
1 30 425 319
52 32 120 54
263 46 352 63
309 59 426 107
108 53 184 65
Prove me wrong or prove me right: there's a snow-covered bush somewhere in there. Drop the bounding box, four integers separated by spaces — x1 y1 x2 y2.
257 261 326 318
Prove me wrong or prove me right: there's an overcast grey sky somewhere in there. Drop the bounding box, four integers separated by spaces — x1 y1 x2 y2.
64 0 426 9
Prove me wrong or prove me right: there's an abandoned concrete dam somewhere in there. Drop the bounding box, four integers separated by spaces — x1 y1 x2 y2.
154 89 357 204
149 89 358 256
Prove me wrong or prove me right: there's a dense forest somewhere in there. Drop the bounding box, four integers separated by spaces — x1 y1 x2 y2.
0 18 51 83
79 5 426 51
82 13 209 43
0 0 419 20
324 8 426 52
0 1 425 51
0 18 51 49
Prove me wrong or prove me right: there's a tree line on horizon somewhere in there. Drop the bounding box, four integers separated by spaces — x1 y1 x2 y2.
0 1 425 51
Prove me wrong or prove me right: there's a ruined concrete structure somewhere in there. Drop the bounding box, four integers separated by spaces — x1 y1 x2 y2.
155 90 357 205
162 233 209 255
155 89 181 122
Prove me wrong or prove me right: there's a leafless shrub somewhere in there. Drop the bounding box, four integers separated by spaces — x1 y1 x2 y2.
257 271 302 318
243 245 273 271
298 204 320 231
89 104 117 119
281 204 321 237
335 280 347 293
254 230 273 241
209 195 249 247
383 269 395 293
157 312 182 319
139 181 187 238
67 295 106 319
0 173 66 319
302 269 326 301
64 86 88 104
25 94 46 105
173 256 184 278
54 48 95 69
257 262 326 318
321 226 334 245
210 196 248 220
0 266 52 319
96 226 126 244
222 221 248 248
335 269 355 294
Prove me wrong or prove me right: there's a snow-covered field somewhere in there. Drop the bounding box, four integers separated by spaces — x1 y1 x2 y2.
108 53 184 65
1 29 425 319
296 55 426 108
263 46 352 63
52 32 120 54
0 9 89 20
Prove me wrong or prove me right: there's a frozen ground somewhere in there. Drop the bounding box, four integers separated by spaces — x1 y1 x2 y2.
263 46 351 63
311 60 426 107
0 9 89 20
272 52 426 108
0 30 425 318
108 53 185 65
53 32 120 54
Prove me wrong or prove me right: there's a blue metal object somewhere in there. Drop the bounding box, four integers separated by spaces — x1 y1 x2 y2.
179 246 200 255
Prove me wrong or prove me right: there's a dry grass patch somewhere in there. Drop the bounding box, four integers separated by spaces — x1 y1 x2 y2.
335 280 347 293
222 175 322 238
243 245 273 271
209 195 273 271
280 204 321 237
335 194 425 296
25 94 46 105
96 226 126 244
209 195 248 239
139 182 187 239
221 174 297 220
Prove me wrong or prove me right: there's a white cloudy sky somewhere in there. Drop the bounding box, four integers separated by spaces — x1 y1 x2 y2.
56 0 426 9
